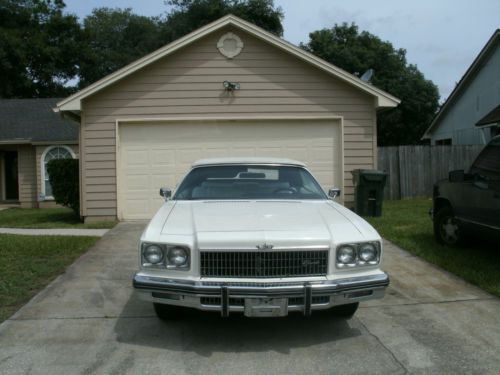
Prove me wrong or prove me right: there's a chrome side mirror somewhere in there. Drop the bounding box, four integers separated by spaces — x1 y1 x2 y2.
328 188 341 199
159 187 172 200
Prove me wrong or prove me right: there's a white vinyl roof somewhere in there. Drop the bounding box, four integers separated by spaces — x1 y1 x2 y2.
192 157 306 167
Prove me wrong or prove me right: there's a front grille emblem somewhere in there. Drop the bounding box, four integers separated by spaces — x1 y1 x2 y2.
256 243 273 250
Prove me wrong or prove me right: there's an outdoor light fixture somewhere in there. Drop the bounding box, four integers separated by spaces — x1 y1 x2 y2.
223 80 240 91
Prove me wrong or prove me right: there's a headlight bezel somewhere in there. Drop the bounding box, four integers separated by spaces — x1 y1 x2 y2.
166 246 190 270
335 241 381 268
143 244 164 265
141 243 191 271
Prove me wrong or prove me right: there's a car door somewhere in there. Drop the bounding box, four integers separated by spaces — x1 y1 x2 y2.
465 139 500 229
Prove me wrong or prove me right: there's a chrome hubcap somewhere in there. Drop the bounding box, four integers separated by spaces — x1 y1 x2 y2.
440 217 459 243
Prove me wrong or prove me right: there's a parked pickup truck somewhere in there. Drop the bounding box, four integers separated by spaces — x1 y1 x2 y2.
432 135 500 246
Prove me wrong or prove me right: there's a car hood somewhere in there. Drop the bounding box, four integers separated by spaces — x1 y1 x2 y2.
146 200 379 248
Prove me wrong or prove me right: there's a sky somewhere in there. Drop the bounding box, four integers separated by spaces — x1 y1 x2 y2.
64 0 500 102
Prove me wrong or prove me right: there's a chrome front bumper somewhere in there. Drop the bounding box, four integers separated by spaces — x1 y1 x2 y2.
133 272 390 317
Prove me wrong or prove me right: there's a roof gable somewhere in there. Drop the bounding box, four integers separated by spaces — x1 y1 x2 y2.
56 15 399 113
422 29 500 139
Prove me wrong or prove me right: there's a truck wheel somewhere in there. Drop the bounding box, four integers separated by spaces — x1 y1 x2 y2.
434 206 463 246
153 303 184 320
331 302 359 319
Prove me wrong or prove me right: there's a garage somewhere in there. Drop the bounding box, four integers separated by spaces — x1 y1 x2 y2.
117 119 342 219
55 15 399 222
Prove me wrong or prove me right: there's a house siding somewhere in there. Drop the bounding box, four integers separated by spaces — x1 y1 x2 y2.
17 145 37 208
430 43 500 145
81 26 377 219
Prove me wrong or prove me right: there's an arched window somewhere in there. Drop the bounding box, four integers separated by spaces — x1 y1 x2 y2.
41 146 74 198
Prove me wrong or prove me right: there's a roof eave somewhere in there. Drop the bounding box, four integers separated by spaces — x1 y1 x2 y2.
422 29 499 137
56 14 400 112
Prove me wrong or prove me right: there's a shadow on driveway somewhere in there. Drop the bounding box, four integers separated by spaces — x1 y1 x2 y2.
114 295 362 356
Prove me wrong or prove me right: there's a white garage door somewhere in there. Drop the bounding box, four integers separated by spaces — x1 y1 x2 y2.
117 119 343 220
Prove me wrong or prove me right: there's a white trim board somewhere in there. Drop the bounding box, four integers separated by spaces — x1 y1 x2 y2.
56 15 399 113
114 115 344 220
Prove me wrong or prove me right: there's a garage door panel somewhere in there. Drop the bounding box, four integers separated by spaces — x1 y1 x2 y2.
118 120 342 219
123 149 148 166
151 149 175 166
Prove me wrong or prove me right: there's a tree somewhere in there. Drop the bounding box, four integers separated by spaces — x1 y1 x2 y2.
46 158 79 216
162 0 284 42
77 1 284 87
302 23 440 146
78 8 163 88
0 0 82 98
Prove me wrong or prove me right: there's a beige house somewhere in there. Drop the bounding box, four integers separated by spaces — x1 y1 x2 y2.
0 98 78 208
56 15 399 222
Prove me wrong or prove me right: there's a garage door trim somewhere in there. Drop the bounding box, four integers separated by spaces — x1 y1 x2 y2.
115 115 344 220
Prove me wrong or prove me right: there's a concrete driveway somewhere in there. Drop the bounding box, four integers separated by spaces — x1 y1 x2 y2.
1 222 499 375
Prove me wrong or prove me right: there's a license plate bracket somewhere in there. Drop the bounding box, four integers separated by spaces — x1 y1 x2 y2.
244 297 288 317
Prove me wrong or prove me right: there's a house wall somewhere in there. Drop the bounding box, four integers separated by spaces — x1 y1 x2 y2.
17 145 37 208
35 144 79 208
430 43 500 145
81 26 378 220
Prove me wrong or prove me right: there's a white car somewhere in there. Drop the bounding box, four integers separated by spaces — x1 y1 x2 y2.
133 157 389 319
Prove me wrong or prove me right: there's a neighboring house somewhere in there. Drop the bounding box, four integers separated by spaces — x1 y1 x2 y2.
0 98 78 208
422 29 500 145
55 15 399 222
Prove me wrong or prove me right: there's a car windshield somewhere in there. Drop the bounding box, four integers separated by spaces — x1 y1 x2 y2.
173 165 327 200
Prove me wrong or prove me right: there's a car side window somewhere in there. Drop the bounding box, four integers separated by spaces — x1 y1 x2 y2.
472 144 500 174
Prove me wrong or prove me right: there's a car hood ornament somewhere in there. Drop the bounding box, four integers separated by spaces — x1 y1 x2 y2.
256 243 273 250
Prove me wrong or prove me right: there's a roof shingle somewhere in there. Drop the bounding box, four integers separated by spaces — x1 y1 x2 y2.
0 98 78 143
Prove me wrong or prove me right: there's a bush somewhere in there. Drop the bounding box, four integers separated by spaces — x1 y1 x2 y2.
46 159 80 216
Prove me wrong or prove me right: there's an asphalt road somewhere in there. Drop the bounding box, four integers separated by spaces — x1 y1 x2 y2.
0 222 499 374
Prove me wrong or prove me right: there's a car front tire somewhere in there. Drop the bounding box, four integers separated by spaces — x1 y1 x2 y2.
153 303 184 320
331 302 359 319
434 206 464 246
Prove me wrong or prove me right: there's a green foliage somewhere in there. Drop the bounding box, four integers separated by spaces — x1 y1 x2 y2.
163 0 284 42
0 234 99 322
0 208 117 229
77 1 283 87
46 158 79 216
366 199 500 297
78 8 164 88
302 23 440 146
0 0 82 98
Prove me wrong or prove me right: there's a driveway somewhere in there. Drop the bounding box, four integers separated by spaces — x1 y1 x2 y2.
1 222 499 374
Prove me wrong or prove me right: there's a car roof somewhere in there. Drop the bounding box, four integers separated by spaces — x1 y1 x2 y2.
192 157 307 167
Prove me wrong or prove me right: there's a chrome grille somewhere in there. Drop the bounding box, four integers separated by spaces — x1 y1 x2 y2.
200 250 328 278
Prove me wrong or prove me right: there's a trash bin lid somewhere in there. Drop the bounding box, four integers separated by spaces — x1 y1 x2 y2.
352 169 387 182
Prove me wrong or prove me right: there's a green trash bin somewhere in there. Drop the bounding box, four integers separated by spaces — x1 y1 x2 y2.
352 169 387 217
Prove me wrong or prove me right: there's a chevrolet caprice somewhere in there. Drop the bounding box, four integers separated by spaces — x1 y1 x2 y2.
133 157 389 319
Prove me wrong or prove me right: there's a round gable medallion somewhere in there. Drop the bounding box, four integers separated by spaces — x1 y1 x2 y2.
217 32 244 59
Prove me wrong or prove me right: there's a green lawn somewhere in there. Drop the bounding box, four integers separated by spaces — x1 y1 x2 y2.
0 208 117 229
0 234 99 322
366 199 500 297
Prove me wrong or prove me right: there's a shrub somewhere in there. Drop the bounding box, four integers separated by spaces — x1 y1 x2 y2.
46 158 80 216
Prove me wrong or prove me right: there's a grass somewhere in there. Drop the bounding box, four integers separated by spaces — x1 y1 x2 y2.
0 208 117 229
365 198 500 297
0 234 99 322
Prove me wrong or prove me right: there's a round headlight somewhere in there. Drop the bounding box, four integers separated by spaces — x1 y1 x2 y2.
359 243 377 262
168 247 188 267
337 245 356 264
144 244 163 264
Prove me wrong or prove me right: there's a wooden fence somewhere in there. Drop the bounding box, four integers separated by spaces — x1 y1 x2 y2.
377 145 484 199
